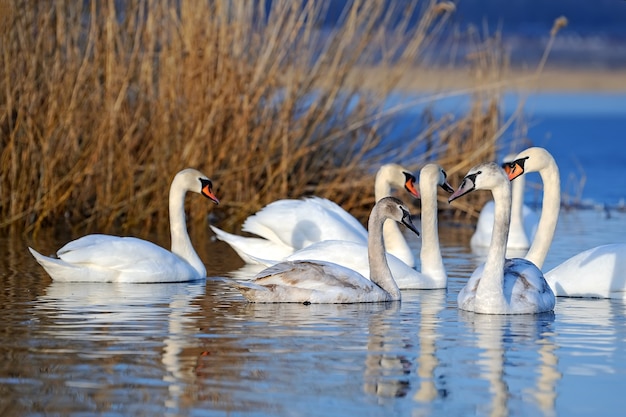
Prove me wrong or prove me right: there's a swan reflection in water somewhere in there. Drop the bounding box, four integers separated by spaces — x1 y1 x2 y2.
459 310 559 417
363 290 447 404
34 280 206 412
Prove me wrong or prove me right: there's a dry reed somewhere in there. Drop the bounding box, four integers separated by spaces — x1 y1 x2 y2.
0 0 553 238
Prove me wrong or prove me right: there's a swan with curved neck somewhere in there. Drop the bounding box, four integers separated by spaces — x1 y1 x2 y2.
449 162 555 314
231 197 420 303
272 164 453 289
29 169 219 283
210 163 419 266
506 147 626 298
505 147 561 269
471 154 539 251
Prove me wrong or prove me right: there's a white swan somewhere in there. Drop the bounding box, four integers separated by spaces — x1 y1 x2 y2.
230 197 420 303
506 147 626 298
273 164 453 289
28 168 219 283
471 154 539 250
210 163 420 266
449 162 555 314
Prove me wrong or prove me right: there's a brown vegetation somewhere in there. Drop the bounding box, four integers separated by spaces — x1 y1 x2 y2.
0 0 556 238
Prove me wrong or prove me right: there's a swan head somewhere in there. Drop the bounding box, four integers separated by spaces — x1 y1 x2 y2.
420 164 454 193
378 196 420 237
377 164 420 199
448 162 508 203
503 147 554 181
176 168 220 204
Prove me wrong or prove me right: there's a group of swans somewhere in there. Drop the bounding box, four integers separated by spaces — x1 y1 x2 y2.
450 146 626 312
232 197 420 303
251 164 453 290
449 161 556 314
209 163 420 267
28 147 624 312
505 147 626 299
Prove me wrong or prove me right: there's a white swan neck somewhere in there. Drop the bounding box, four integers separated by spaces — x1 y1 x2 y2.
478 182 510 301
509 174 525 233
374 164 395 201
169 175 206 277
419 174 446 284
375 165 414 266
526 158 560 269
368 206 401 300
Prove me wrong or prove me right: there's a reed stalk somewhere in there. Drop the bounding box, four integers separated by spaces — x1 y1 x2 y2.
0 0 554 237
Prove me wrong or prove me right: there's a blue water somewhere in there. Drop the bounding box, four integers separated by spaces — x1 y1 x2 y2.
4 207 626 416
503 92 626 207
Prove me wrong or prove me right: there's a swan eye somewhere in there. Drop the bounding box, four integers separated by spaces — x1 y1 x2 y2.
403 172 416 183
199 178 219 204
199 178 213 188
465 171 480 184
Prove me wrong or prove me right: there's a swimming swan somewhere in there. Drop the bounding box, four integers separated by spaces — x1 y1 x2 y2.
29 168 219 283
506 147 626 298
210 163 419 266
449 162 555 314
230 197 420 303
274 164 453 289
471 154 539 250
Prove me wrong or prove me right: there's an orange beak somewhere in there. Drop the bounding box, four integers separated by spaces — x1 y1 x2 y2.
404 175 420 199
504 161 524 181
202 184 220 204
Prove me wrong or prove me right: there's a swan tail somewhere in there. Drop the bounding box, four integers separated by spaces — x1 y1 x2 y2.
230 280 271 302
209 225 293 264
28 247 77 278
29 246 116 282
209 226 264 264
29 247 61 266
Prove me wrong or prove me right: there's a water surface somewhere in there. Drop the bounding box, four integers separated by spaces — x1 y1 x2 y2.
2 208 626 416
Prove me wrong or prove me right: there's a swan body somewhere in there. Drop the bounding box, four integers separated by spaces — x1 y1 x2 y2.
210 164 419 266
231 197 420 303
449 162 555 314
506 147 626 298
29 169 219 283
271 164 453 289
545 243 626 298
471 154 539 250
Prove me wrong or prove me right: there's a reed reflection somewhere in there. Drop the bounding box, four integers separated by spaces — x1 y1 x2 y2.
459 310 558 417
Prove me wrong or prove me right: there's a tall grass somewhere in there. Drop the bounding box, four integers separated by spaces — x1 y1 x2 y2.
0 0 527 237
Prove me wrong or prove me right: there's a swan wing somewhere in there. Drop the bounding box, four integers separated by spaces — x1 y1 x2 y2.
545 243 626 298
503 258 555 309
33 235 199 283
282 240 438 289
232 260 386 304
242 197 368 249
253 260 376 292
460 258 555 314
57 235 172 268
210 226 294 264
